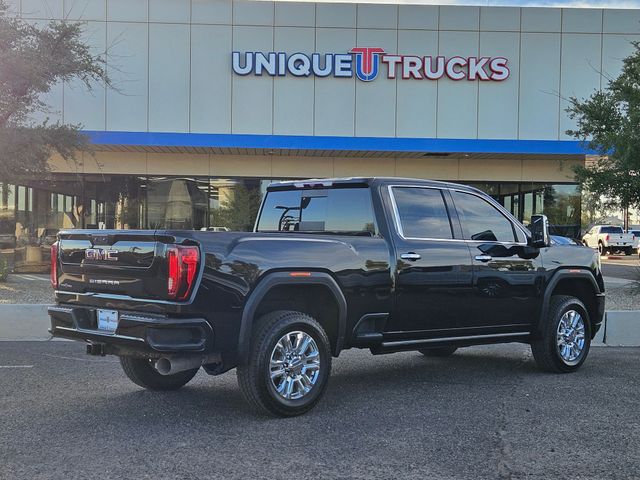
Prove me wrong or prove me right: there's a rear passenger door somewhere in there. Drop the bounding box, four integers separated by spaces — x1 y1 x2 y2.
449 190 543 329
385 186 474 336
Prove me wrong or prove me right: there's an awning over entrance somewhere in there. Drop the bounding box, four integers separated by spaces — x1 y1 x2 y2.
84 131 592 159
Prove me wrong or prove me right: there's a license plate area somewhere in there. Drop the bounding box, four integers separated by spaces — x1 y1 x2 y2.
96 309 119 333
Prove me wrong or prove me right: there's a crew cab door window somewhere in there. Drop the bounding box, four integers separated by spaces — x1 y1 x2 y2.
391 187 453 239
452 191 517 242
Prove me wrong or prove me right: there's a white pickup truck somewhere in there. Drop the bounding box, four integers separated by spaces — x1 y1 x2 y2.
628 229 640 256
582 225 635 256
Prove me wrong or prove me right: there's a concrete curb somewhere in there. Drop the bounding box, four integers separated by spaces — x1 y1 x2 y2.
0 304 639 346
603 311 640 346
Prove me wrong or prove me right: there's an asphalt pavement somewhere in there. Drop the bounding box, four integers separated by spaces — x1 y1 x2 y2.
601 257 640 281
1 341 638 480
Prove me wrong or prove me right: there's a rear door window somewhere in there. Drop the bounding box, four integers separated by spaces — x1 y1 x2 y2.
391 187 453 239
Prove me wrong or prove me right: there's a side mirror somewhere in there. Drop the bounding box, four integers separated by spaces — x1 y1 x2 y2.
530 214 550 248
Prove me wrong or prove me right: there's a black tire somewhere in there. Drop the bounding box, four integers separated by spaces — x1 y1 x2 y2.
237 310 332 417
625 247 633 256
530 295 591 373
597 242 605 256
119 356 198 390
418 346 458 357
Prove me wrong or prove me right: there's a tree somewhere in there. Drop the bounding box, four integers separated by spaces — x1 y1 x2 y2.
0 1 109 182
566 41 640 223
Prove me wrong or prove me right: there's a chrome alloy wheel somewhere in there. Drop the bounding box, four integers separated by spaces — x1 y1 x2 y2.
556 310 586 364
269 331 321 400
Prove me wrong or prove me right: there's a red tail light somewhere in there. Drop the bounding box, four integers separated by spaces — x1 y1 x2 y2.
167 245 200 300
606 234 610 242
50 242 58 289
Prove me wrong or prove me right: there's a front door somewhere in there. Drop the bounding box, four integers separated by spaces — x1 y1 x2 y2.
449 189 543 329
384 186 474 337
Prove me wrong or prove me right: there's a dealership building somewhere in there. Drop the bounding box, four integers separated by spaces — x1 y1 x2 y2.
1 0 639 270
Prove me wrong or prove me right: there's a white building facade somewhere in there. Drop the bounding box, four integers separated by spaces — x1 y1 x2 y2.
1 0 639 269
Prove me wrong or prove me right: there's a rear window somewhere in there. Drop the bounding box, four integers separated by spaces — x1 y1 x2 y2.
601 226 623 234
256 187 376 235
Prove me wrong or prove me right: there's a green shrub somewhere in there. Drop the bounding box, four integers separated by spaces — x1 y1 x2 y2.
0 256 9 282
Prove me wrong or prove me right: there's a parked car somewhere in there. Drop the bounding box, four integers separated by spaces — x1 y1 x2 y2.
582 225 635 256
48 177 605 417
627 229 640 255
0 233 16 249
199 226 230 232
550 235 579 246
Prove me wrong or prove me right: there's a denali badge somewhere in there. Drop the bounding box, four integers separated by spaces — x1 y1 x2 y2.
85 248 118 261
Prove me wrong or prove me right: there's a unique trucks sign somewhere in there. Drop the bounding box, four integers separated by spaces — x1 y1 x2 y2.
232 48 510 82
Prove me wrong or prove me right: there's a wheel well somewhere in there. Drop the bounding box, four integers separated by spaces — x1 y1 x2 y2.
254 284 341 355
551 278 598 334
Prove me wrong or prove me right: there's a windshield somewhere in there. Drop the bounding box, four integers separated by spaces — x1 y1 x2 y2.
256 187 376 235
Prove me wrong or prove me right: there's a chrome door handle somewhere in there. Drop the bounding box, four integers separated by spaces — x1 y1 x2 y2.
400 252 421 261
474 255 492 262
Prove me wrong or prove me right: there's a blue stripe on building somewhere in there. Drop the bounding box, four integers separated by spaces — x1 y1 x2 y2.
83 131 593 156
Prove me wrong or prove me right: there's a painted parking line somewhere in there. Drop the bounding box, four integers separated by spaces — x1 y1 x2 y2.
13 274 49 282
0 365 34 368
604 276 636 285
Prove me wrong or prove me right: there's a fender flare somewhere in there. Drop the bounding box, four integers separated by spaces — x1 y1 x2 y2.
535 269 601 338
237 271 348 363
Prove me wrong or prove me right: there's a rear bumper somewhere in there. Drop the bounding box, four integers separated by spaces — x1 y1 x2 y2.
48 304 214 355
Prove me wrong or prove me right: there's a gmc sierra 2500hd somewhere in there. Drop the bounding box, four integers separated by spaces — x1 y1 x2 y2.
48 178 605 417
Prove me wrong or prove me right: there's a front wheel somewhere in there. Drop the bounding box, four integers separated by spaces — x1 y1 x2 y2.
237 310 332 417
531 295 591 373
119 356 198 390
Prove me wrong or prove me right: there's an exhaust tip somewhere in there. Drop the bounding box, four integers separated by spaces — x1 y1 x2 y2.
155 358 172 375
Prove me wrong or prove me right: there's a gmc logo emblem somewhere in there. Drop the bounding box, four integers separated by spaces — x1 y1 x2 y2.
85 248 118 261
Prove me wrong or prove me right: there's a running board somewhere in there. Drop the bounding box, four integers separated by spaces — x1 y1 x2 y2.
372 332 530 354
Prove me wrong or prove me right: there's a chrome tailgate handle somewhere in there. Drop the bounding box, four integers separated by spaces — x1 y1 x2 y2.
400 252 421 261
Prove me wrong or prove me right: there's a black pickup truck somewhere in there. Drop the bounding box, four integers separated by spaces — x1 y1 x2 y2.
48 177 605 416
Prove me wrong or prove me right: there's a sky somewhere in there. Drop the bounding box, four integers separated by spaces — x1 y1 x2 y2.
291 0 640 8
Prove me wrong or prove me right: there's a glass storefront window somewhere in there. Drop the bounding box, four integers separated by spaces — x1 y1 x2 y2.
0 174 583 271
17 186 26 211
464 182 582 238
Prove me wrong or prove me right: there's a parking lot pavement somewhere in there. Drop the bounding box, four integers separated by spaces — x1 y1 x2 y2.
601 258 640 281
1 342 639 480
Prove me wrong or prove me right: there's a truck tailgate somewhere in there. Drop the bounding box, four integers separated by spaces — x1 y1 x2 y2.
56 230 170 300
608 234 633 246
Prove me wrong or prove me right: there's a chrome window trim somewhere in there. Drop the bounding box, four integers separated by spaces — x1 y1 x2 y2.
388 184 529 246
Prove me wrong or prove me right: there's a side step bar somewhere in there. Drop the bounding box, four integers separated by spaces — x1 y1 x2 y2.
372 332 530 354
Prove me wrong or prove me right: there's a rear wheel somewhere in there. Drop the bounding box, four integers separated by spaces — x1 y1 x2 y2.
625 247 633 256
531 295 591 373
237 310 332 417
119 356 198 390
418 346 458 357
597 243 606 256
